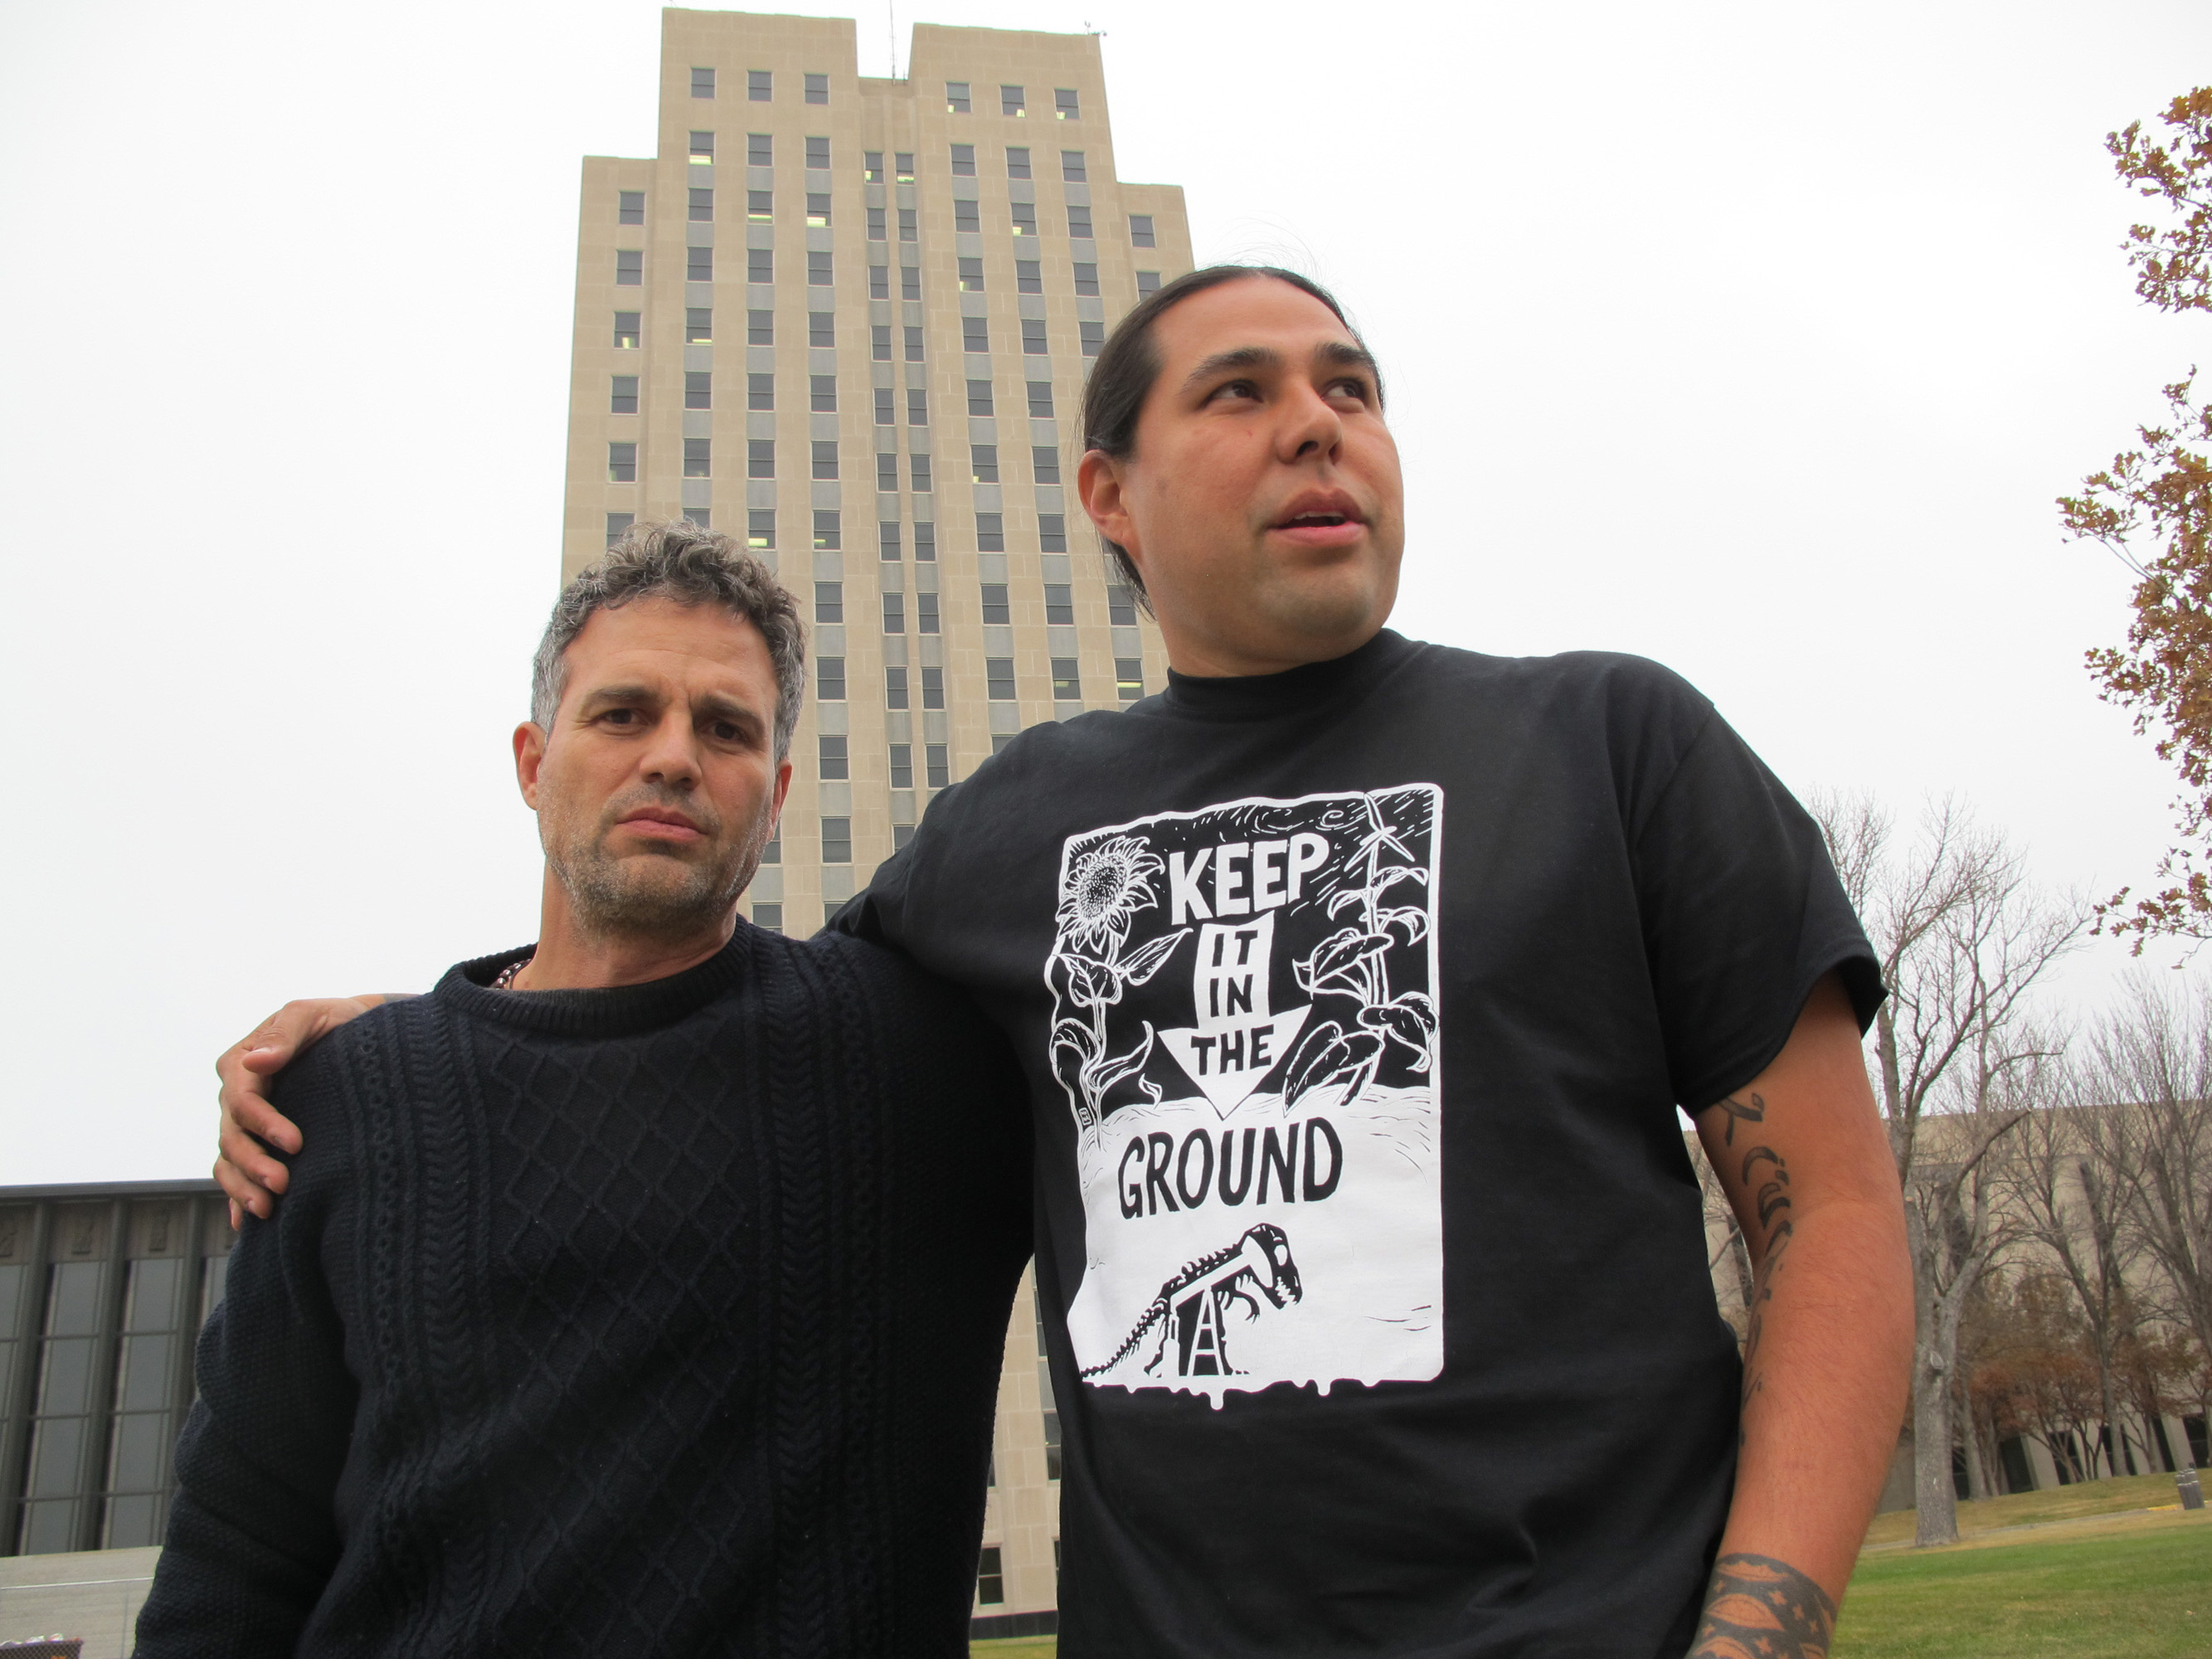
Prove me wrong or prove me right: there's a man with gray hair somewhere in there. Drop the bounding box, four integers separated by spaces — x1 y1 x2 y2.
136 524 1030 1658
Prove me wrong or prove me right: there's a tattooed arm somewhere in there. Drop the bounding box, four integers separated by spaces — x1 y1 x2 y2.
1688 971 1910 1658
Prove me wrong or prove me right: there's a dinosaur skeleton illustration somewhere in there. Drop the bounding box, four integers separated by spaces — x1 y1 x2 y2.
1081 1224 1304 1381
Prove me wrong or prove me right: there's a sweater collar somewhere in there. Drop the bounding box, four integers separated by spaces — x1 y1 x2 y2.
1159 628 1417 723
432 929 756 1039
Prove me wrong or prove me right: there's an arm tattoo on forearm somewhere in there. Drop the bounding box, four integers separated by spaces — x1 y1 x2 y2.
1719 1093 1795 1424
1688 1552 1836 1659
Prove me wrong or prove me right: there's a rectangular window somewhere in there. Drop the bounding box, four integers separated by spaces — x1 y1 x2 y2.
749 372 775 410
946 80 971 114
877 450 898 489
1072 261 1099 296
1067 207 1092 239
610 375 639 414
812 440 839 479
888 743 914 789
865 150 884 181
914 521 936 562
748 247 773 282
1136 270 1161 295
971 443 999 483
687 245 713 281
808 250 833 286
615 311 641 348
806 192 831 226
1055 88 1080 119
748 131 772 166
818 732 848 779
606 511 634 545
615 249 643 284
763 830 780 864
748 440 775 477
748 508 775 549
922 671 946 713
690 129 715 163
1010 202 1037 236
814 510 841 549
747 69 771 101
950 143 976 176
907 388 928 426
821 816 852 861
686 371 712 409
1006 146 1032 179
1045 582 1074 624
1032 445 1059 483
805 72 829 105
966 380 994 416
911 454 933 492
1116 658 1144 700
753 901 782 931
748 308 774 344
814 581 843 623
976 512 1005 552
1001 85 1026 117
872 324 892 361
917 591 941 633
986 658 1016 699
683 437 711 477
1080 320 1104 356
879 518 901 557
810 374 837 412
980 581 1010 624
805 135 830 169
898 207 917 241
689 187 714 221
1027 381 1054 417
1062 150 1087 182
958 255 985 291
687 306 713 343
684 508 712 529
1039 513 1067 552
619 189 645 223
809 311 834 346
607 441 637 482
882 591 905 632
901 265 921 300
869 263 890 299
1021 318 1047 355
904 326 925 362
1107 586 1139 625
962 315 989 353
926 740 950 784
873 386 893 425
954 199 980 233
895 151 916 181
1016 258 1042 294
818 659 846 701
885 664 910 708
1130 213 1156 246
1052 657 1081 699
868 206 887 240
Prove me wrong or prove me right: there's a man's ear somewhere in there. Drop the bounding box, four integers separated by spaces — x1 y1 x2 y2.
770 757 793 822
514 722 548 809
1077 448 1141 567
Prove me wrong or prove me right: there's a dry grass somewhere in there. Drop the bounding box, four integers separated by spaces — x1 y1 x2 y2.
1861 1472 2194 1548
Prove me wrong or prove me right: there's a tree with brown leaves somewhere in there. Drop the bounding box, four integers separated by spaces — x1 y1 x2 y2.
2062 88 2212 946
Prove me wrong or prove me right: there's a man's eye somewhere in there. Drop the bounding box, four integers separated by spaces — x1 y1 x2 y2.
1330 378 1371 402
1208 379 1258 403
602 708 639 725
710 721 741 742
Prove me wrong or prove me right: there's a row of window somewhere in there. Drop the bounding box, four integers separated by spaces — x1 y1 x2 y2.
686 67 1082 122
687 131 833 168
621 365 1074 422
807 655 1141 708
814 578 1138 630
617 231 1145 289
606 505 1102 567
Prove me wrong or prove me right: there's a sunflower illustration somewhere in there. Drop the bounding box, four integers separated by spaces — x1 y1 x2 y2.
1057 836 1164 954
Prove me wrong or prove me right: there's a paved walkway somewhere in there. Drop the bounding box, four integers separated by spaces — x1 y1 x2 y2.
0 1547 160 1659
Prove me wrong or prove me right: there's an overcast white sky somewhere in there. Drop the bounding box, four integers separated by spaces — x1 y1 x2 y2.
2 0 2207 1183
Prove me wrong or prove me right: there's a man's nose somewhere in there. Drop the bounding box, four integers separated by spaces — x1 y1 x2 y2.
638 715 702 787
1276 382 1344 463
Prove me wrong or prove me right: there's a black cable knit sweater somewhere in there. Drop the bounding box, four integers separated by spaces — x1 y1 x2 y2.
134 927 1031 1657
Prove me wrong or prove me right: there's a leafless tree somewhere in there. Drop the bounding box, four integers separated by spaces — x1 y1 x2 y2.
1811 791 2083 1546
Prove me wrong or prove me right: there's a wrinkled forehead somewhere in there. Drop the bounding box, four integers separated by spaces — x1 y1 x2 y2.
559 598 776 705
1150 275 1365 372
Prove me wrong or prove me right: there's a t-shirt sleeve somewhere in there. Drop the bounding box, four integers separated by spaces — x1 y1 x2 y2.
133 1055 360 1656
1627 691 1883 1113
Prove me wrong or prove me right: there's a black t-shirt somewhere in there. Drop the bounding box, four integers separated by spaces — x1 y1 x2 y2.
837 630 1879 1659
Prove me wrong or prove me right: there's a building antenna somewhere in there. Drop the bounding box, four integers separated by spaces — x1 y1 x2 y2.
887 0 898 79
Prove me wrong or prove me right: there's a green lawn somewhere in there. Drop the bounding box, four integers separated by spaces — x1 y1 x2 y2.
970 1642 1054 1659
1862 1472 2187 1548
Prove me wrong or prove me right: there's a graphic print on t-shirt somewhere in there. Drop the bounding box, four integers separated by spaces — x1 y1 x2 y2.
1044 786 1444 1404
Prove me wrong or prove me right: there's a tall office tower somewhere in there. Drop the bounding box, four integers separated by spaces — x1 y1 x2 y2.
563 8 1190 941
561 12 1192 1636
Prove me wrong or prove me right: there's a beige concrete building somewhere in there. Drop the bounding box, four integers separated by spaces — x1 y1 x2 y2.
561 9 1192 1635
